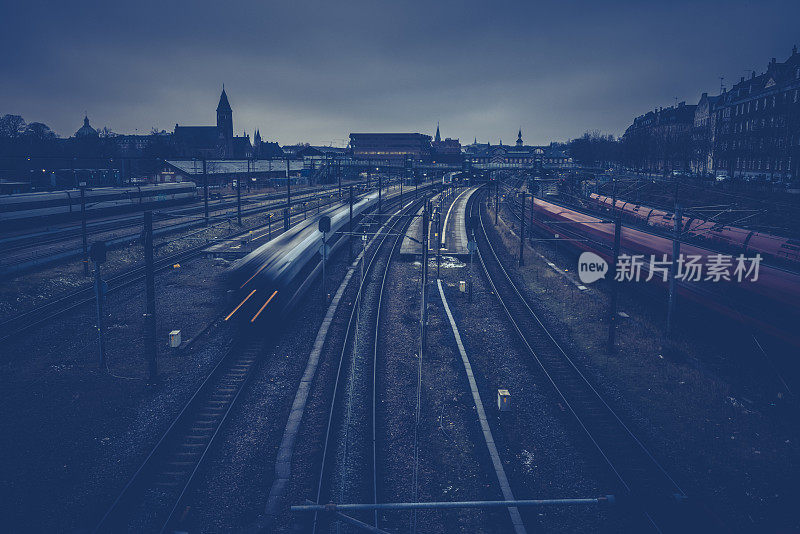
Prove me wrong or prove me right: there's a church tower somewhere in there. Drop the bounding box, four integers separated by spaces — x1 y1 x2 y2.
217 87 233 142
516 128 523 147
435 122 441 143
254 129 262 158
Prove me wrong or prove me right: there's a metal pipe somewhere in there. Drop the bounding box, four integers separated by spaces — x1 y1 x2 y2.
293 496 614 513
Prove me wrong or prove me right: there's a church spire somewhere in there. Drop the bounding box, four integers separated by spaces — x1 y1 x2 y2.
516 128 523 147
216 86 233 145
217 86 232 113
435 121 441 143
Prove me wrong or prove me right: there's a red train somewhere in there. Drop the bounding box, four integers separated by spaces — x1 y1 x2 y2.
530 196 800 346
589 193 800 266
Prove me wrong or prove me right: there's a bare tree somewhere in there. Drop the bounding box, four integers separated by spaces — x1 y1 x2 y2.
24 122 58 141
0 114 26 138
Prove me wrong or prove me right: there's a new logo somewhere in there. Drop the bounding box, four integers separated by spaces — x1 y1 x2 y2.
578 251 608 284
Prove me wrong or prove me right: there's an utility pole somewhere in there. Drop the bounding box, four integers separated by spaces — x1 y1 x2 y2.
607 216 622 354
495 176 499 225
468 229 475 303
203 159 209 225
143 211 158 381
530 182 535 235
519 193 526 267
436 206 442 279
238 161 245 226
610 174 617 217
285 158 291 231
378 172 382 216
319 216 331 304
666 206 682 336
338 161 342 199
90 242 107 369
80 181 89 276
420 203 429 352
349 185 354 262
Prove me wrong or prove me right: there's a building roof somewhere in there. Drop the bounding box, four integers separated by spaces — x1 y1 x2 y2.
257 141 285 158
232 136 251 152
174 126 219 148
728 47 800 103
75 116 98 138
217 88 232 113
165 159 301 175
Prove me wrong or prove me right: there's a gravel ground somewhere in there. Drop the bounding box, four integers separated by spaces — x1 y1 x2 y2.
435 244 628 533
173 196 413 533
180 245 358 533
0 255 233 532
488 194 800 532
0 186 429 533
382 259 511 534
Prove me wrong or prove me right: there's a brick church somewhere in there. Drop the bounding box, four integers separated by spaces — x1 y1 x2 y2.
172 88 253 159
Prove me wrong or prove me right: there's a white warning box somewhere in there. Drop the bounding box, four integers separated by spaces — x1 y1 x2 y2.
497 389 512 411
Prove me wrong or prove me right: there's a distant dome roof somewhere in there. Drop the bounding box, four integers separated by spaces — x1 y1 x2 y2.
75 115 98 138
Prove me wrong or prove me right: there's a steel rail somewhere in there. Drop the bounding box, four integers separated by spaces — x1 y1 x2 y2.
0 186 388 346
470 188 705 533
312 194 427 534
92 187 419 534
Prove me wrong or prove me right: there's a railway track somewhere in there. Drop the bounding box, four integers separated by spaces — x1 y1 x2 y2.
0 244 209 346
0 185 355 273
92 185 426 534
0 186 393 346
93 332 266 533
0 180 370 254
470 189 721 533
312 195 423 534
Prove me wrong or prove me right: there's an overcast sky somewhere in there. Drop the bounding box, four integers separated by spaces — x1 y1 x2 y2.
2 1 798 146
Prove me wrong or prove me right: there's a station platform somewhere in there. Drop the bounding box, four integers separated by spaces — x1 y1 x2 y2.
399 191 442 257
440 186 479 257
400 186 479 259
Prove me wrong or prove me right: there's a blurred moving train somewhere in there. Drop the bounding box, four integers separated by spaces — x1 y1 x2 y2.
589 193 800 266
224 190 385 325
0 182 198 226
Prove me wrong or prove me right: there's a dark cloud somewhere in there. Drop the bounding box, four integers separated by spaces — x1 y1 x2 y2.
2 1 798 145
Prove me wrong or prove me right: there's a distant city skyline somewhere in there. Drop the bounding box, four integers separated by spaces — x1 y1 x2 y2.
2 1 798 146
